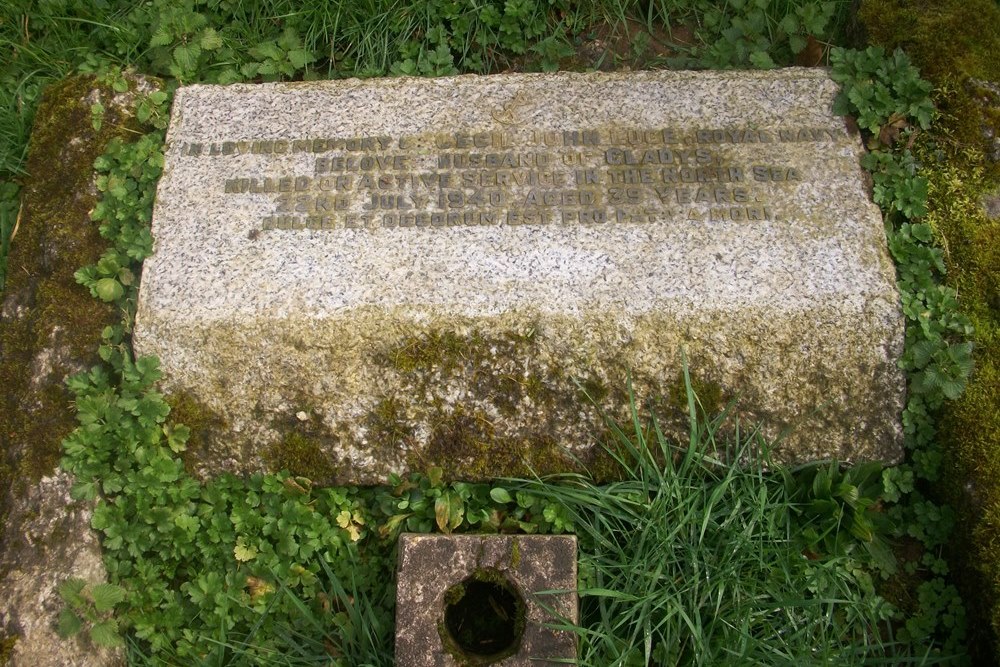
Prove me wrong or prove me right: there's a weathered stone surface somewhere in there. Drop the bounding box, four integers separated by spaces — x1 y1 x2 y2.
0 472 124 667
0 74 146 666
135 70 905 483
395 534 577 666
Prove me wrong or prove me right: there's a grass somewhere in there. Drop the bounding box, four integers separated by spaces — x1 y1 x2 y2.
0 0 983 663
122 377 950 666
518 378 928 666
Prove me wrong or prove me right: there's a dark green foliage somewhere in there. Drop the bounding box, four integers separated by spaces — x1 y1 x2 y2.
662 0 848 69
372 468 575 538
61 352 388 660
862 150 929 219
56 579 128 649
785 461 896 572
72 132 164 336
833 45 974 660
831 46 934 137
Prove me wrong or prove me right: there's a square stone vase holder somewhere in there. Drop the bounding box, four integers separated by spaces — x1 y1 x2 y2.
395 534 578 666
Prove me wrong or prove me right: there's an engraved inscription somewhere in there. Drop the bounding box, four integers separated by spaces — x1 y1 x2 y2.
177 124 842 233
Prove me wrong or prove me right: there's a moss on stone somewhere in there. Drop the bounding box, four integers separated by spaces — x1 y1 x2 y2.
263 419 340 484
859 0 999 83
364 395 416 451
859 0 1000 179
362 322 756 482
667 368 725 420
858 1 1000 651
0 631 16 665
379 328 551 419
916 140 1000 658
371 325 617 480
437 568 526 666
382 329 472 375
0 74 141 531
443 581 466 606
167 390 229 474
576 375 610 404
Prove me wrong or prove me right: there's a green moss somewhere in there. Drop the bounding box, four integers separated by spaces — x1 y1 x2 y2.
168 390 229 474
0 631 15 666
0 75 140 528
379 328 548 418
859 0 1000 180
264 428 339 484
443 582 466 606
365 395 415 450
667 368 725 420
859 0 1000 82
370 325 621 480
910 129 1000 657
510 538 521 568
417 406 573 480
577 375 610 403
384 330 472 374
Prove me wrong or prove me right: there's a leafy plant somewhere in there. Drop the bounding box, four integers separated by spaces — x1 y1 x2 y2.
835 45 973 659
371 466 573 538
387 0 574 75
61 349 382 659
861 150 930 219
143 0 227 82
660 0 847 70
243 27 318 82
831 46 935 142
56 578 127 648
785 461 896 573
72 124 165 321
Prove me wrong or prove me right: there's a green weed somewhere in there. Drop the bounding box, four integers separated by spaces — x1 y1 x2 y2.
834 45 973 660
635 0 850 69
56 579 128 649
831 46 935 144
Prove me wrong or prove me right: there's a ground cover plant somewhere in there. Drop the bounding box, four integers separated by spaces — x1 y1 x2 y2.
0 0 989 663
855 1 1000 658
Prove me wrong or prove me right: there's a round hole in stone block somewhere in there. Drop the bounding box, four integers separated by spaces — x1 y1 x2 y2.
441 569 525 663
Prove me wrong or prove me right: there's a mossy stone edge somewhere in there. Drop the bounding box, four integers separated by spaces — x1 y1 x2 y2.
0 74 148 667
141 300 905 485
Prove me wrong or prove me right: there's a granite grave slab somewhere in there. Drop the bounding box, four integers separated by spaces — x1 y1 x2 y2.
134 69 905 482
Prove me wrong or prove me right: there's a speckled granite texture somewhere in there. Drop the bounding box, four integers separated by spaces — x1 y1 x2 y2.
135 70 905 482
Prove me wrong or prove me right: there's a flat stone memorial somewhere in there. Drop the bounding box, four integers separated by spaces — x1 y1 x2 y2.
135 69 905 483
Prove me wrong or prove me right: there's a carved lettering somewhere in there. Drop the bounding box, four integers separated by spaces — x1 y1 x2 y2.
208 124 816 234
